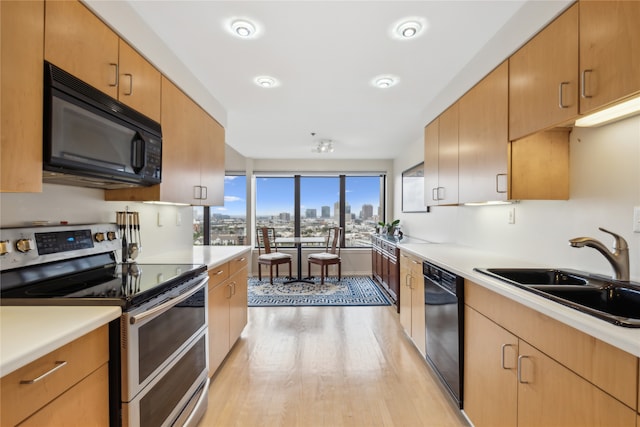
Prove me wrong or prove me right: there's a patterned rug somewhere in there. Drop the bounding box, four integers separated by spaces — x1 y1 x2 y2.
248 276 391 307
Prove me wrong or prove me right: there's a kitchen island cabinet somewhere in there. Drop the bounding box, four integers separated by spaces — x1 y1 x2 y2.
1 324 111 427
399 251 425 356
371 235 400 306
1 0 44 193
464 279 637 427
208 252 249 376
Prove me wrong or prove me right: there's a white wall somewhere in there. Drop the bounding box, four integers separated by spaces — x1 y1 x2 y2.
0 184 194 259
394 115 640 281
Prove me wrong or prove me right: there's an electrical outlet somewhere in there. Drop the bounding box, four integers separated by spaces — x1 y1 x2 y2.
157 212 164 227
508 207 516 224
634 206 640 233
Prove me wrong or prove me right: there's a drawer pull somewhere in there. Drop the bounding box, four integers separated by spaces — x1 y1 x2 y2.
214 269 224 275
20 361 68 384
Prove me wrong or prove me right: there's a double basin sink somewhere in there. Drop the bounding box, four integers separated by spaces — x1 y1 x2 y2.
474 268 640 328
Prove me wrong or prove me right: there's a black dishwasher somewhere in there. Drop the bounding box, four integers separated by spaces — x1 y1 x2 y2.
423 261 464 408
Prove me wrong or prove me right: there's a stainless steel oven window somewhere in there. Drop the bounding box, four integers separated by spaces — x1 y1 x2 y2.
122 277 208 400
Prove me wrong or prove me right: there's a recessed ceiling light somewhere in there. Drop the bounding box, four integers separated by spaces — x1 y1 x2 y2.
231 19 256 38
255 76 278 88
373 75 398 89
391 17 427 40
397 21 421 38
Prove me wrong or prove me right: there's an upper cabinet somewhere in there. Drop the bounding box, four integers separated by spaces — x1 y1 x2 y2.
105 77 225 206
458 61 509 203
424 103 459 207
44 0 161 122
509 3 579 141
1 0 44 193
579 0 640 115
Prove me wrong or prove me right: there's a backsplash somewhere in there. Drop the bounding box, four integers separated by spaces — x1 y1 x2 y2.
0 184 194 258
394 115 640 281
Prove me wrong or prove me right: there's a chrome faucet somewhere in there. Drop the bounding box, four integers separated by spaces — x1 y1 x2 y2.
569 227 630 281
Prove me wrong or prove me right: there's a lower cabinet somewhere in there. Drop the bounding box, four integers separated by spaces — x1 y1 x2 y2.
208 253 249 376
0 325 110 427
371 235 400 307
399 251 425 356
464 281 637 427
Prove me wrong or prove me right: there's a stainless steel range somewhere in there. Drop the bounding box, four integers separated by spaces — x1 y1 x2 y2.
0 223 210 427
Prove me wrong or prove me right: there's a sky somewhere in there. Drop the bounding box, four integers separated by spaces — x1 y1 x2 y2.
213 176 380 217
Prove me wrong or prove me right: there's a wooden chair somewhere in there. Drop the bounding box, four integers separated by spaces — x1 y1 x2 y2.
307 227 342 285
256 227 292 284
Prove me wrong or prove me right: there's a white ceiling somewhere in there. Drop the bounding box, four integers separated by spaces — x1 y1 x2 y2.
85 1 573 160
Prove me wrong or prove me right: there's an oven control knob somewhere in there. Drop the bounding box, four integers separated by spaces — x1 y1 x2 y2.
95 232 106 242
16 239 33 253
106 231 117 241
0 240 10 256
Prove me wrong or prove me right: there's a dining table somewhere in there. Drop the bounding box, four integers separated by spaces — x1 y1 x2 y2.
275 236 326 283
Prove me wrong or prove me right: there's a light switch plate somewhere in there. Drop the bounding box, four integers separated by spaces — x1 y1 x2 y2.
633 206 640 233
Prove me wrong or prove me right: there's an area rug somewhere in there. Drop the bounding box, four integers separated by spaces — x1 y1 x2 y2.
248 276 391 307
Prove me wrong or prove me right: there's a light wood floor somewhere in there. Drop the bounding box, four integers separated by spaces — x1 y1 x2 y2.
198 305 470 427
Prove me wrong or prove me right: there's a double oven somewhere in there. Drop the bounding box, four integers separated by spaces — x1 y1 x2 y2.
0 223 209 427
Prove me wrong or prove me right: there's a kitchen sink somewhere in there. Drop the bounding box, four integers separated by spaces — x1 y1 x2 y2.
474 268 640 328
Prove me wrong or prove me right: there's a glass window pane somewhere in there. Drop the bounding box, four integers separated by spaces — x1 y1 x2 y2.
345 176 382 247
210 175 247 245
255 177 295 244
300 176 340 247
193 206 204 245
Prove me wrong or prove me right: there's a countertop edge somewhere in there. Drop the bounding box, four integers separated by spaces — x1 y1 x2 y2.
398 242 640 358
1 306 122 377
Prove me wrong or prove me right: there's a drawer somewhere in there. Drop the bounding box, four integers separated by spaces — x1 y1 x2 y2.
0 325 109 426
208 263 230 288
228 253 249 276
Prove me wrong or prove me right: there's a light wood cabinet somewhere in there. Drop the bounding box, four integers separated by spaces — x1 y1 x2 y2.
208 253 249 376
399 251 425 356
1 0 44 193
579 0 640 115
464 305 518 427
509 129 570 200
509 3 579 141
44 0 119 99
105 77 225 205
0 325 110 427
464 280 638 427
424 103 459 207
458 61 509 203
44 0 161 121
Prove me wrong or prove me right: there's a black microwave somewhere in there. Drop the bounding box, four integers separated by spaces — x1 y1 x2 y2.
43 61 162 189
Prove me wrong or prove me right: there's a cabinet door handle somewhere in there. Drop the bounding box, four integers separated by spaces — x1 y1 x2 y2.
124 73 133 96
501 344 515 369
432 188 438 201
226 283 233 299
109 63 119 87
581 69 593 99
495 173 508 194
558 81 570 109
517 355 531 384
201 186 208 200
437 187 445 201
20 361 68 384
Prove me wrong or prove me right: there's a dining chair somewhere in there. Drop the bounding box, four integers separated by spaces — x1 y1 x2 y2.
307 227 342 285
256 227 292 284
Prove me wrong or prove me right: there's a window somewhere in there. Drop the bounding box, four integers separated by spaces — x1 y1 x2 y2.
194 175 247 246
254 174 384 247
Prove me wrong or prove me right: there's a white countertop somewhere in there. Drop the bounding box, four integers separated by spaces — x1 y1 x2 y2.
398 242 640 357
0 306 121 377
137 245 252 270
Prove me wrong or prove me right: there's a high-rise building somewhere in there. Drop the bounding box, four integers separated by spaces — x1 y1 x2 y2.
321 206 330 218
305 208 317 218
279 212 291 221
362 204 373 220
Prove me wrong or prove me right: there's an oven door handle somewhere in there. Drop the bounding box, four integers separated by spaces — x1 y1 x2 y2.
130 277 207 325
